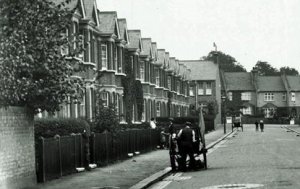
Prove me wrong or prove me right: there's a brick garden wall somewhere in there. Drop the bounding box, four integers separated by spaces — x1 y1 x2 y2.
0 107 36 189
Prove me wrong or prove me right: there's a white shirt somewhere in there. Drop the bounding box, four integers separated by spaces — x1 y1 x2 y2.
150 121 156 129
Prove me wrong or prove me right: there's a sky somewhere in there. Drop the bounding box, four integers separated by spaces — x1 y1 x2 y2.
96 0 300 72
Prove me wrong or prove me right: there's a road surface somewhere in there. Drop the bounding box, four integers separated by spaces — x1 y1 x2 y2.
149 124 300 189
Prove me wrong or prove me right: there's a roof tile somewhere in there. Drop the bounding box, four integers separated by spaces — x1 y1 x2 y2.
180 60 218 81
224 72 255 91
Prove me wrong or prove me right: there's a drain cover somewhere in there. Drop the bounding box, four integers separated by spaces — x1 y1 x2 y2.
200 184 263 189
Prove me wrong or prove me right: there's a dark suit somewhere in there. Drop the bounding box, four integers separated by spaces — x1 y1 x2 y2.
178 126 195 171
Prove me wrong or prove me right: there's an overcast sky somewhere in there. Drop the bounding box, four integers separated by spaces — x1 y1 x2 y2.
96 0 300 72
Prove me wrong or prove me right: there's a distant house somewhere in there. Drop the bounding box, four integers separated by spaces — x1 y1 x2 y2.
222 68 300 119
221 72 256 116
256 76 287 118
181 60 222 126
282 75 300 117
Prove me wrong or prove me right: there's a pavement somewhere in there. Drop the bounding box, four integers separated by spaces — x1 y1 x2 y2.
37 124 233 189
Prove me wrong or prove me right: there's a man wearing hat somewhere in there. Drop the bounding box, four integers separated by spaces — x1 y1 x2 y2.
177 121 196 171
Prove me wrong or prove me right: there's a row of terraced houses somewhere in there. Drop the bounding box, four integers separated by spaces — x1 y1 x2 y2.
39 0 300 125
221 69 300 119
38 0 223 125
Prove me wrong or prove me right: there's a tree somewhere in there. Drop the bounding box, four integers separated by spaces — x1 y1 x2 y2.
254 61 280 76
93 95 120 133
201 51 247 72
280 66 299 75
0 0 85 114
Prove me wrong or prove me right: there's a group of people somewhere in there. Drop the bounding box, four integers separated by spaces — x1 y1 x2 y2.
255 120 264 132
151 117 203 172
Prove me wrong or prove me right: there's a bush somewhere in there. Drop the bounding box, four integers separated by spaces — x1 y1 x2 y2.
93 104 120 133
34 117 90 138
119 122 151 130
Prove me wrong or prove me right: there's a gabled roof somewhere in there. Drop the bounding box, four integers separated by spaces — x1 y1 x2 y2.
141 38 152 56
224 72 255 91
175 59 180 76
257 76 286 92
156 49 165 66
118 19 128 42
82 0 98 25
168 57 176 73
52 0 84 16
98 11 119 36
164 52 170 68
180 60 218 81
178 64 186 79
286 76 300 91
186 68 192 80
151 42 158 60
128 30 142 50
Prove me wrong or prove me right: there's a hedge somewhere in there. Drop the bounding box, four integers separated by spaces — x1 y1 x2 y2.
34 118 90 138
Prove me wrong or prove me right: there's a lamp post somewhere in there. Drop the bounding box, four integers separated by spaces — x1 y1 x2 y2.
221 95 227 134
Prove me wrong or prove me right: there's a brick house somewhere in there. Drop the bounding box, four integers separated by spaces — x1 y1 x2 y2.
222 69 300 119
256 76 287 118
39 0 192 123
280 75 300 117
181 60 222 126
221 72 257 116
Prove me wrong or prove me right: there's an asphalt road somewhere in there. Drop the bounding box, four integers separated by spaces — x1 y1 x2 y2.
149 124 300 189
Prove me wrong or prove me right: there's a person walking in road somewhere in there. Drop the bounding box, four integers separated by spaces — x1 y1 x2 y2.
255 120 259 132
177 122 196 171
259 120 264 132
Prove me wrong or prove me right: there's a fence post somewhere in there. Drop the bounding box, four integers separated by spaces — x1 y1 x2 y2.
89 133 95 165
105 132 108 165
54 134 62 177
71 133 77 168
38 136 46 182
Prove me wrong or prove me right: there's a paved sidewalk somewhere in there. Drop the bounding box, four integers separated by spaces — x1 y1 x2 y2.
37 124 232 189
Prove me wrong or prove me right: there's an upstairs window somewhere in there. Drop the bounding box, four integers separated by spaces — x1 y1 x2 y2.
189 86 194 96
206 82 212 95
241 92 251 101
155 68 160 86
156 102 161 117
90 31 95 63
101 92 109 107
114 45 118 71
198 82 204 95
291 92 296 102
228 92 233 101
167 76 171 89
264 93 274 101
282 93 287 101
140 62 145 82
61 28 69 56
177 81 180 93
101 44 108 70
118 48 123 73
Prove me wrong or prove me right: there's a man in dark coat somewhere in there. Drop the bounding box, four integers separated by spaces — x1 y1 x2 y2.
255 120 259 131
168 118 177 171
177 122 196 171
